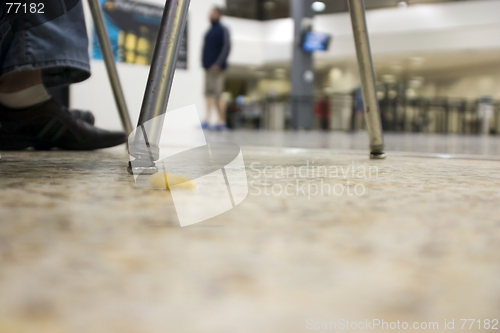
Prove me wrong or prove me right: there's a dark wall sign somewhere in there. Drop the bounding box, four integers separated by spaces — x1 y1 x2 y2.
93 0 188 69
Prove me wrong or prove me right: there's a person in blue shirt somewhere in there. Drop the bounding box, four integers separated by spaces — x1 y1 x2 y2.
201 6 231 131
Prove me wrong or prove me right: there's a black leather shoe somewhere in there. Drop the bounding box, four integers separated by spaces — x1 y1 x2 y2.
70 109 95 125
0 99 127 150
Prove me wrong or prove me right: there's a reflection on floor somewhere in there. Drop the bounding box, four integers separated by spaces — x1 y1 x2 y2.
0 132 499 333
206 130 500 157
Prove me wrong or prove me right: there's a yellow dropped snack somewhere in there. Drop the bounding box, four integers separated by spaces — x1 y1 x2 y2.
149 172 196 190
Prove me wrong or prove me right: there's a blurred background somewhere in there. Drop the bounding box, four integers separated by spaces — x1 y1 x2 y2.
3 3 500 331
76 0 500 137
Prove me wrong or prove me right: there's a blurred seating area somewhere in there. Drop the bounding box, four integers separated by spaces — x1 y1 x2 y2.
224 94 500 135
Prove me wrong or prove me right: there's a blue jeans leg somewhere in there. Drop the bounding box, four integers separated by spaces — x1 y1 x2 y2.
0 1 90 87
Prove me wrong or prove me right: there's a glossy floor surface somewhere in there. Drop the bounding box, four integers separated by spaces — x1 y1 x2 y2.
206 130 500 157
0 132 499 333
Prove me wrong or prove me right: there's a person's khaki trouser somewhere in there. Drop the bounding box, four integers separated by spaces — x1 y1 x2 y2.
204 67 225 99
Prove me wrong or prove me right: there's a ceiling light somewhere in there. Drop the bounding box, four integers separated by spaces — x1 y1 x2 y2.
409 57 424 66
391 64 403 72
409 76 424 88
329 68 342 80
406 89 417 98
397 1 408 8
312 2 326 13
275 70 286 78
382 74 396 83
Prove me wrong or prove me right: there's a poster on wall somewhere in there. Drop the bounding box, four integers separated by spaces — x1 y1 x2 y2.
92 0 188 69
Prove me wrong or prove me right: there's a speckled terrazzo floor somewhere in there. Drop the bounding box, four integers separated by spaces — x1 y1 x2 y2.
0 142 499 333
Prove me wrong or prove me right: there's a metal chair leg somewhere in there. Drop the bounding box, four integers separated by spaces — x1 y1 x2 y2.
88 0 133 135
347 0 386 159
128 0 191 174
